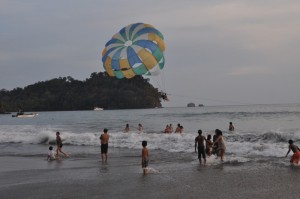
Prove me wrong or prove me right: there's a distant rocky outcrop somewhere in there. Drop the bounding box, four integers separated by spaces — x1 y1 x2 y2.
187 103 196 107
0 72 162 111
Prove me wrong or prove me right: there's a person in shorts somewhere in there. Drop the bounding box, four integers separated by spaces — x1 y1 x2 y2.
195 130 207 164
100 128 109 162
56 132 69 159
286 139 300 165
142 140 149 175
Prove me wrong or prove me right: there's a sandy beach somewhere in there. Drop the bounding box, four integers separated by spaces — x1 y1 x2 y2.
1 146 300 199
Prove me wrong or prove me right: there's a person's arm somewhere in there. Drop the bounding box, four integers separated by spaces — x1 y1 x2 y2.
195 139 197 153
213 136 221 146
286 145 291 157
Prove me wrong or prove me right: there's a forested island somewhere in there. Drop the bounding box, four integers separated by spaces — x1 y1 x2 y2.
0 72 162 112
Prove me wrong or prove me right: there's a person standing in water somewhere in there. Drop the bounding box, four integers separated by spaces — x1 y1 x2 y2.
141 140 149 175
195 130 207 165
175 123 181 133
56 132 69 159
285 140 300 165
206 134 213 156
138 123 143 133
229 122 235 131
213 129 226 162
100 128 110 163
124 124 130 132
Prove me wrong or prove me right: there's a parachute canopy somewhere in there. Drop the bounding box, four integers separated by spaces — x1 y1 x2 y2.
102 23 165 79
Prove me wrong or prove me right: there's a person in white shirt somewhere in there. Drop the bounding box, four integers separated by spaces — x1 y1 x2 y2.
47 146 56 161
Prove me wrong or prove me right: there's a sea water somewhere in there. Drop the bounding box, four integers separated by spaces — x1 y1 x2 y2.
1 104 300 165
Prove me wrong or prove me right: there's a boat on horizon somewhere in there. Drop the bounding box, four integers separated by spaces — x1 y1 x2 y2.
94 107 103 111
12 112 38 118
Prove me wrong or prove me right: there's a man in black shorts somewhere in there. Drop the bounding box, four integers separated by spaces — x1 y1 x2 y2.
195 130 207 165
100 129 109 162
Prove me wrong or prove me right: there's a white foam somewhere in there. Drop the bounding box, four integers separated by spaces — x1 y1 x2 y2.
0 126 298 158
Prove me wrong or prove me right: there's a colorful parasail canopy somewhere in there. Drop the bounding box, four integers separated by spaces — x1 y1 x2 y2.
102 23 165 79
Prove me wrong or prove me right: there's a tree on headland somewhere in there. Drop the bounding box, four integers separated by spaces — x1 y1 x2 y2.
0 72 162 111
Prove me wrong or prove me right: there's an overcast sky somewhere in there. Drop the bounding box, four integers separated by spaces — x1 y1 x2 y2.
1 0 300 107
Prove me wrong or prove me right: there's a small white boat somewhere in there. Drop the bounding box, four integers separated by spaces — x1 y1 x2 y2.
12 113 38 118
93 107 103 111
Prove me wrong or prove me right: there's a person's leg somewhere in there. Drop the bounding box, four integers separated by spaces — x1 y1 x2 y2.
56 147 59 158
59 148 68 157
198 151 201 164
220 149 225 161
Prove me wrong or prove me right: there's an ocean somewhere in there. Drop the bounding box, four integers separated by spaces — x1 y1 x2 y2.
1 103 300 166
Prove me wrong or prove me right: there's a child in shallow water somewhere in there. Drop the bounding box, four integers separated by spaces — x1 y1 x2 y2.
142 140 149 175
47 146 56 161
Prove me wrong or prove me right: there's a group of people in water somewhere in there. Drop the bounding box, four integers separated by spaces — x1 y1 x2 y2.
48 121 300 174
123 123 184 134
164 123 184 134
195 129 226 164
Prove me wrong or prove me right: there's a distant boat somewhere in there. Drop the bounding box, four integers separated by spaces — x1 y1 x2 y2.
94 107 103 111
12 112 38 118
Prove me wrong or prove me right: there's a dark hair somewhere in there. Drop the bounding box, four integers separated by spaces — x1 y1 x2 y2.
198 129 202 135
142 140 147 147
56 131 60 135
215 129 223 136
104 128 108 133
289 140 293 144
207 134 211 140
49 146 53 150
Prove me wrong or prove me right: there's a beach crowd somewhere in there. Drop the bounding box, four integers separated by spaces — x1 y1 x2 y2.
48 121 300 174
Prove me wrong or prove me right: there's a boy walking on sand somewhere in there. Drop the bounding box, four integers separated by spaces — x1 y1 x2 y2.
100 128 109 162
142 141 149 175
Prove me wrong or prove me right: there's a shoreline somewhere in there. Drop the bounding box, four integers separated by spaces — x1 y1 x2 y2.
1 147 300 199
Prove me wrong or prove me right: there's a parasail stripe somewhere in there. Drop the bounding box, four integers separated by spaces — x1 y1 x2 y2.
119 27 128 41
138 49 157 70
105 38 124 47
126 46 142 67
134 40 158 53
128 23 142 40
132 64 148 75
148 33 165 51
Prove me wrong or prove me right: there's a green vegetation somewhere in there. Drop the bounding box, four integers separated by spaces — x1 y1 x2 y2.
0 72 162 111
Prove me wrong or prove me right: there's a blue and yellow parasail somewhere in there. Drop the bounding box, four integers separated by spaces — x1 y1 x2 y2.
102 23 166 79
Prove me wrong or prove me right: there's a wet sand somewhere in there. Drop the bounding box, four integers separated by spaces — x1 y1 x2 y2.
1 147 300 199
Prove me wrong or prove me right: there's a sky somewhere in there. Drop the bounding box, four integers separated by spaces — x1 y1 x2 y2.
1 0 300 107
